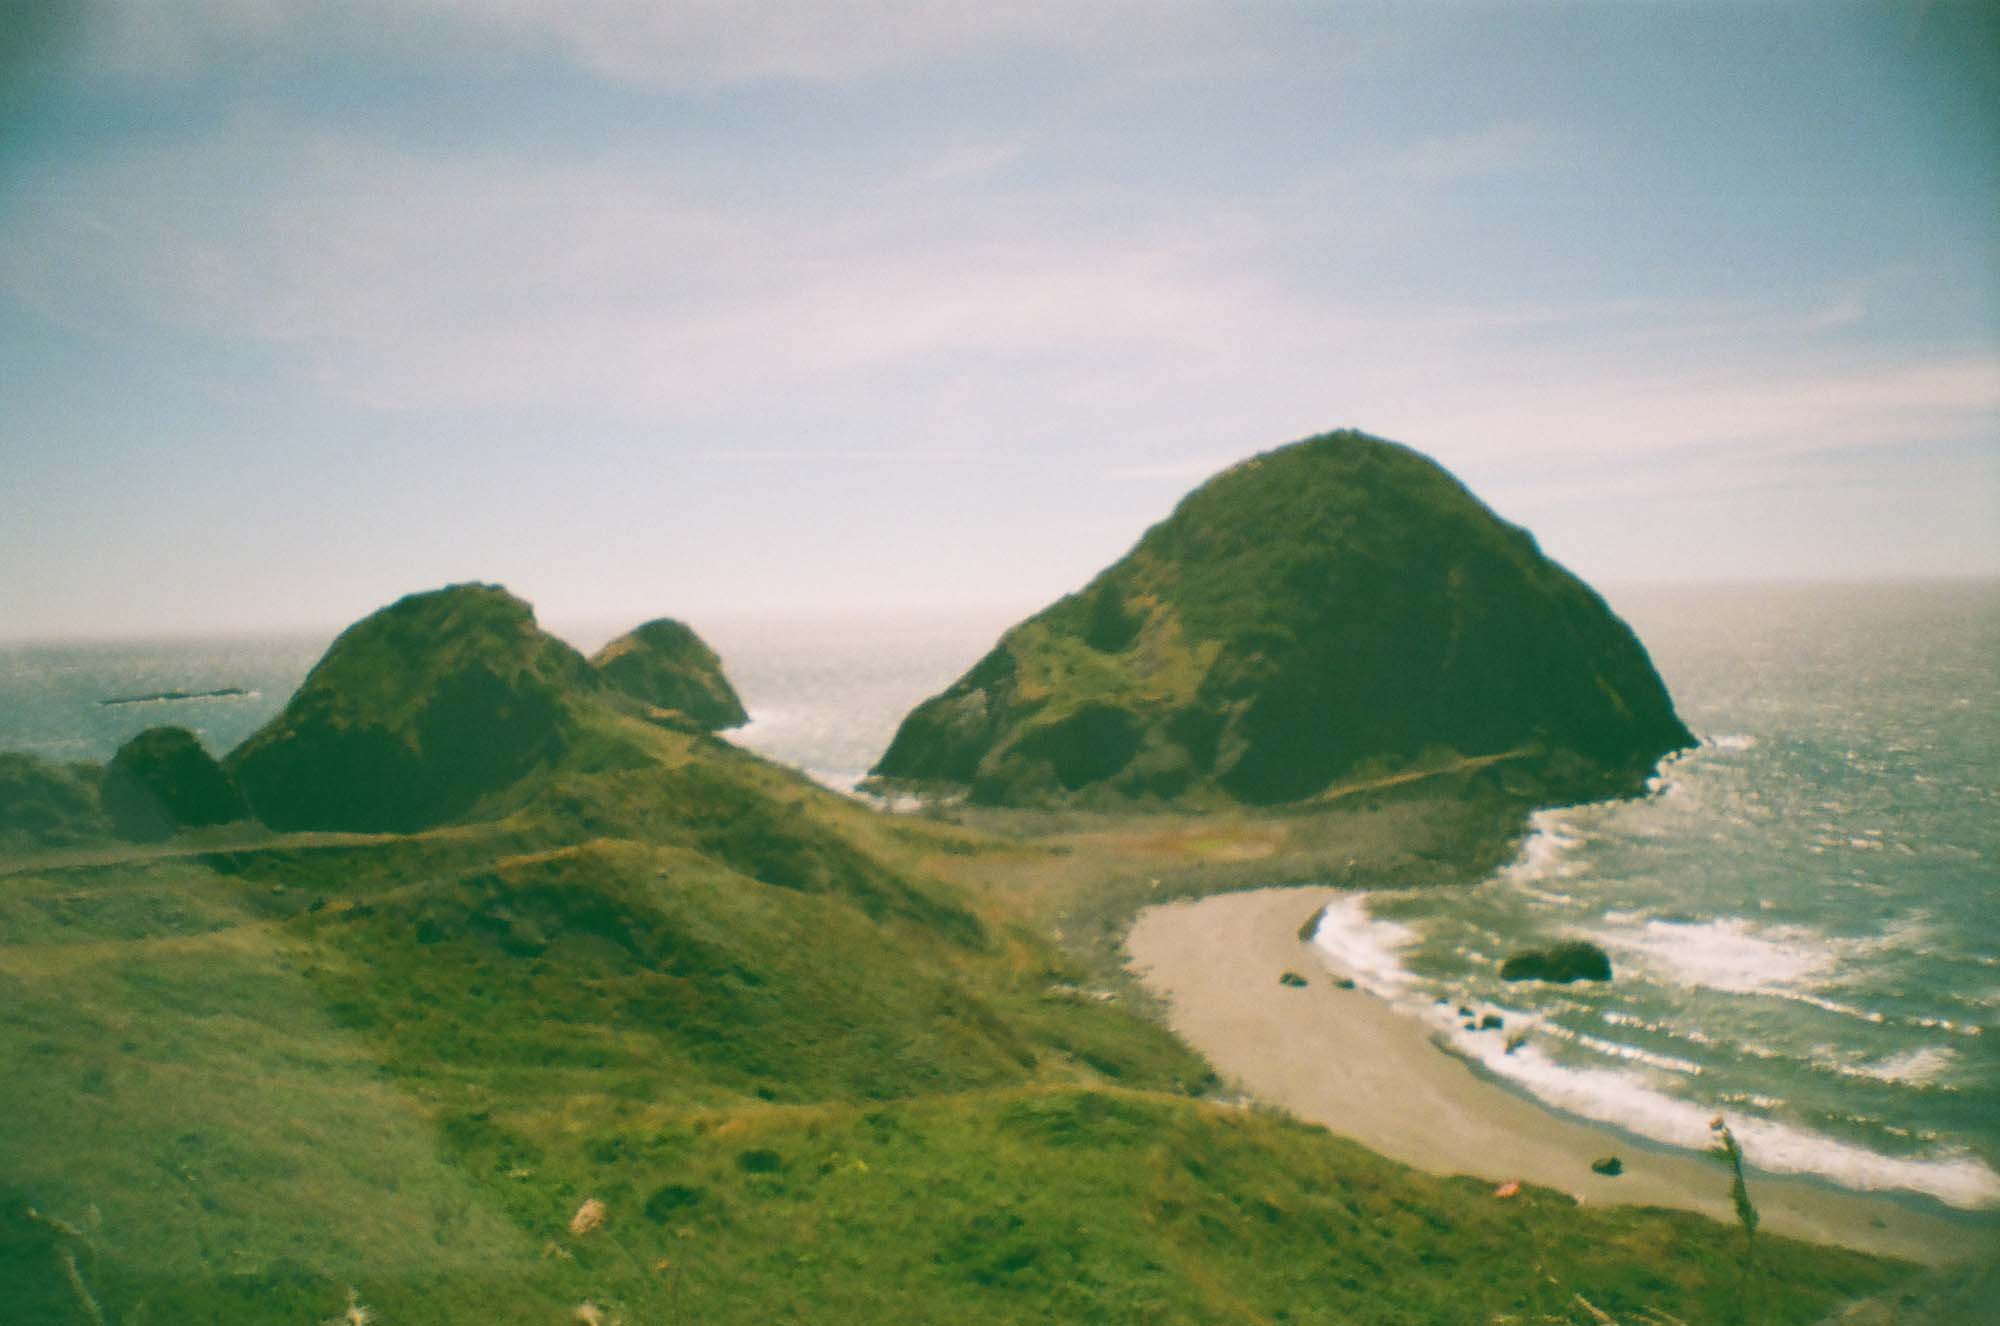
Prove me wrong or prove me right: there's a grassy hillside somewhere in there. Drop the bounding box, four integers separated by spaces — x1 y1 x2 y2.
0 753 109 852
1 698 1914 1323
0 582 1935 1322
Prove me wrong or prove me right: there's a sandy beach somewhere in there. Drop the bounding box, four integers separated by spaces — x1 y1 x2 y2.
1126 885 1998 1267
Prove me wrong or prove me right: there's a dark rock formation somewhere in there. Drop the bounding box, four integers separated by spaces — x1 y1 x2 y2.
100 725 248 840
590 618 748 730
1499 940 1613 984
0 752 111 849
100 687 248 706
226 584 598 832
871 429 1692 807
1591 1156 1624 1177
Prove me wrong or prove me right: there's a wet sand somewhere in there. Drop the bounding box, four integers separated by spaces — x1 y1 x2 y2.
1126 885 1997 1267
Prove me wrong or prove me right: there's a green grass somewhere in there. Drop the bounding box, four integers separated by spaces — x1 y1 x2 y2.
0 712 1921 1322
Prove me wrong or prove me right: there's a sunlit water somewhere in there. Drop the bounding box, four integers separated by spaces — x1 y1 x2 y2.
4 583 1993 1210
1309 583 1999 1210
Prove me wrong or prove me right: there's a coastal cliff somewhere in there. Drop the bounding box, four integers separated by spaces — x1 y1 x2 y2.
872 429 1692 807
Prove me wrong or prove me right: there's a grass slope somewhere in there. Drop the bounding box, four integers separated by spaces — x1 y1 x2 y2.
2 702 1915 1323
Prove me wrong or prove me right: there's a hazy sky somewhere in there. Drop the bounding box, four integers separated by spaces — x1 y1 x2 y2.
4 1 1995 640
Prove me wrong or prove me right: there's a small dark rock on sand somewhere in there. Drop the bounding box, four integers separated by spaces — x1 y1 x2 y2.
1591 1156 1624 1177
1279 971 1309 988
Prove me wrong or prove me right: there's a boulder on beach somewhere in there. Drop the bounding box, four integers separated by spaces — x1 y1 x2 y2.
227 583 598 832
590 618 748 730
870 429 1691 807
1499 940 1613 984
100 725 248 840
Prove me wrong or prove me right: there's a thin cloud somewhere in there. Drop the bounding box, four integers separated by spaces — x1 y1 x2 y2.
4 109 1989 493
66 0 1204 88
1385 121 1571 182
0 117 1260 417
912 136 1033 185
1395 355 2000 469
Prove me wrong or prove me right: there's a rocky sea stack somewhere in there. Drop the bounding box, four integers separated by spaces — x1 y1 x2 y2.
227 584 598 832
101 725 248 840
872 429 1693 807
591 618 748 730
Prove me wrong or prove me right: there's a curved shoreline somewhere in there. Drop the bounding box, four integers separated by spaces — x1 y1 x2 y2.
1125 884 1998 1268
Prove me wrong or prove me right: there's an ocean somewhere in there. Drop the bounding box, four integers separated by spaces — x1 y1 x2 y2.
1310 582 2000 1211
2 582 1993 1212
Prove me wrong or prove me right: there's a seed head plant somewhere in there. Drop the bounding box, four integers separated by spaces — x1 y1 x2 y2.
1709 1117 1760 1323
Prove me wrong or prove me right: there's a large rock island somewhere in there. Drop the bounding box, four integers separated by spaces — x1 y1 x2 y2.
590 617 748 730
226 583 601 831
872 429 1692 807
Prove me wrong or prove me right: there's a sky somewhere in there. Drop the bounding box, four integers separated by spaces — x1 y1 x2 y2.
2 0 1996 641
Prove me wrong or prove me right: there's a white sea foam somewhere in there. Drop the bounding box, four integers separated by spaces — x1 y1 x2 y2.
1425 1009 2000 1209
1307 883 2000 1208
1569 1031 1704 1076
1709 733 1758 752
1911 1016 1985 1039
1306 897 2000 1208
1844 1045 1959 1087
1603 917 1839 994
1600 1008 1721 1049
1308 894 1420 995
1501 810 1585 889
1772 989 1889 1024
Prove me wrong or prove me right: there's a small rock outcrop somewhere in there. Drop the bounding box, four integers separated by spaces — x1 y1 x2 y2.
1499 940 1613 984
100 725 248 840
870 429 1692 807
227 584 598 832
590 619 748 730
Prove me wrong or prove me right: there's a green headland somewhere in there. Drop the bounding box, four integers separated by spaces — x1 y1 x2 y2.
872 430 1692 808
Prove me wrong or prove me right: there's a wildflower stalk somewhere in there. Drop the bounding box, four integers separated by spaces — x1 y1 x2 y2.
1709 1118 1759 1325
